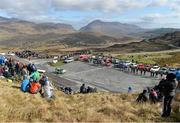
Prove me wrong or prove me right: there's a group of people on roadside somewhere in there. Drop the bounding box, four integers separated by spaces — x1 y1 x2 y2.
0 56 54 99
136 72 179 117
80 83 97 94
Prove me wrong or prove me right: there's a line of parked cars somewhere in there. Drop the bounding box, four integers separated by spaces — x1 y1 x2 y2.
114 60 179 75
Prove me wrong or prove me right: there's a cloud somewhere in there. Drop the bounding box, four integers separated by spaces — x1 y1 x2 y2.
0 0 179 28
0 0 50 15
149 0 168 7
141 13 166 22
52 0 148 13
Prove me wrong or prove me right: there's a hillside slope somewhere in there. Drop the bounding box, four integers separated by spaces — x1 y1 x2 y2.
80 20 145 38
0 16 75 41
100 31 180 52
0 77 179 122
0 32 123 48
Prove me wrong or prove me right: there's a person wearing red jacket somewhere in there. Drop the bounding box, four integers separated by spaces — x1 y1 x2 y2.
29 79 42 94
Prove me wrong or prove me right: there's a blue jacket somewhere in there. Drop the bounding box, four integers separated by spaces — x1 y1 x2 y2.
176 70 180 81
20 79 30 92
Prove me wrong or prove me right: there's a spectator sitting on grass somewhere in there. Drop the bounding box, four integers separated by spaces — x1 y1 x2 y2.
42 79 54 99
29 79 42 94
20 75 30 92
80 83 87 94
136 89 149 103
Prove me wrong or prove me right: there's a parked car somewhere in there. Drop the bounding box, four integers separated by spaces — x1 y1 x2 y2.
150 66 160 72
159 67 168 75
123 61 132 66
64 57 74 63
137 64 145 70
7 53 15 56
79 55 90 61
168 68 177 74
55 68 66 74
130 63 138 68
112 59 119 64
37 69 46 74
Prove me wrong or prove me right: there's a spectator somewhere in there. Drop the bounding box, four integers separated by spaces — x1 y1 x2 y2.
30 70 40 82
87 86 97 93
149 89 158 103
175 68 180 88
136 89 149 103
20 75 30 92
22 65 28 80
155 73 178 117
80 83 87 93
29 79 42 94
42 80 54 99
128 86 132 93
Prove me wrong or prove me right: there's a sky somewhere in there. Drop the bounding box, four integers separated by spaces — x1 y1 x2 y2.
0 0 180 29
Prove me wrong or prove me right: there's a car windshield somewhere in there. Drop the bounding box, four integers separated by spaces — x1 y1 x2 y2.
153 66 159 69
169 68 176 71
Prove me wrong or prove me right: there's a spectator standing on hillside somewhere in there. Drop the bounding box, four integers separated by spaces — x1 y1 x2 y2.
155 73 178 117
22 65 28 80
149 89 158 103
175 68 180 88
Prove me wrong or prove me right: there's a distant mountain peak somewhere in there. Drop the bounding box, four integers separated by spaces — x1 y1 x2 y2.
80 20 144 38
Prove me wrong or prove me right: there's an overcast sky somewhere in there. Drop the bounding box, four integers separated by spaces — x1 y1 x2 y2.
0 0 180 29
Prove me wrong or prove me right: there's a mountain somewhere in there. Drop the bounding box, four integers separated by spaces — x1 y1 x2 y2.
0 16 76 41
1 16 180 50
80 20 145 38
137 28 180 38
0 32 124 48
97 31 180 52
0 17 138 48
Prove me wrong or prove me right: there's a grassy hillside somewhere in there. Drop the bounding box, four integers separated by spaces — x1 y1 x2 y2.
0 77 179 122
100 31 180 53
117 51 180 67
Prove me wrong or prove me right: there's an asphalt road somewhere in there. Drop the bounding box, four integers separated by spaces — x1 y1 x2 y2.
59 61 160 92
11 56 161 93
9 56 80 91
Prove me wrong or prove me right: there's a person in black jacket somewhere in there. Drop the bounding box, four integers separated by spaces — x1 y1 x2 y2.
155 73 177 117
80 83 87 94
136 89 149 103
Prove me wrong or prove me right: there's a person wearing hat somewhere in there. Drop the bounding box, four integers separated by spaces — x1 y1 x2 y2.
156 73 178 117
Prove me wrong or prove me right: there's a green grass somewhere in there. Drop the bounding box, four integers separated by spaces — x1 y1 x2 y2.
117 54 156 64
117 51 179 66
154 52 180 67
48 60 65 67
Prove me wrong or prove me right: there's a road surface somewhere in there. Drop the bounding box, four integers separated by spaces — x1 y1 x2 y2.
10 56 161 92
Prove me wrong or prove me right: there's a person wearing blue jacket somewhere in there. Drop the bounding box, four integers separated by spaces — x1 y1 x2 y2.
20 76 30 92
176 68 180 88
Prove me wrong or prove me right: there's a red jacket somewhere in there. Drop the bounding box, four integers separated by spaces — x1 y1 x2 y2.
30 82 41 93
